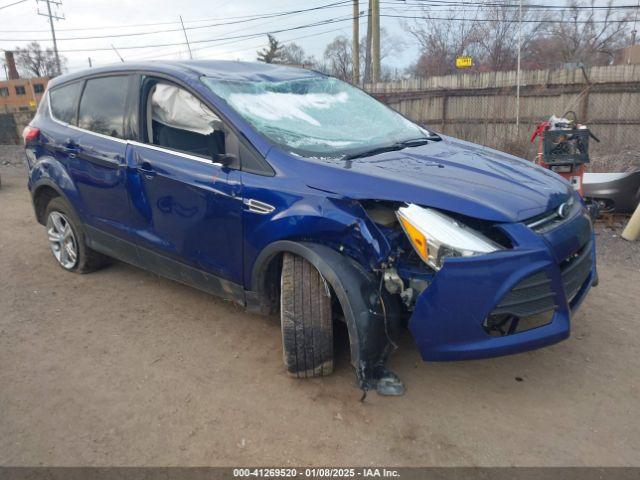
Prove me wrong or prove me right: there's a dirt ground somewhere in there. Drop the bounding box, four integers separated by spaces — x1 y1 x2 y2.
1 161 639 467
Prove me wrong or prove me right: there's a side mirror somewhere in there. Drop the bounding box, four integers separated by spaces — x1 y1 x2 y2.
214 153 237 167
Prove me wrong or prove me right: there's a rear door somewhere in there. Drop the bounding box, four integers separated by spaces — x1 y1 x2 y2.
70 75 135 241
125 77 244 290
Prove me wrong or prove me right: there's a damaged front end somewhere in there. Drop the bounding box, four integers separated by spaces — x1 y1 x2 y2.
321 199 514 394
362 195 596 368
250 191 595 396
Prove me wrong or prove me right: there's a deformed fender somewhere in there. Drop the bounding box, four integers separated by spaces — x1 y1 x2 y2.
250 240 402 389
29 155 84 223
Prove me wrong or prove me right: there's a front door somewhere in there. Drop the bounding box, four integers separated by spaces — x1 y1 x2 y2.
126 143 244 286
126 78 244 293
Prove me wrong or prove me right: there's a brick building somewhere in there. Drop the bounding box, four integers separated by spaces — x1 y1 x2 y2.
1 51 50 113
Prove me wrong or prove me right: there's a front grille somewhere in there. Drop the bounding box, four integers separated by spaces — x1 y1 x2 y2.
525 198 581 233
492 271 555 317
484 241 593 335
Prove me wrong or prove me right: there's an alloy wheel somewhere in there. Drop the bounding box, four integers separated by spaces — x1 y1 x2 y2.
46 211 78 269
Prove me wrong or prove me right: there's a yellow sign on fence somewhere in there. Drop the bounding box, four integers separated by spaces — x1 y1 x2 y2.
456 56 473 69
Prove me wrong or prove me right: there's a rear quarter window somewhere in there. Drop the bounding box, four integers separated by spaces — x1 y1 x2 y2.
78 76 130 138
49 81 83 124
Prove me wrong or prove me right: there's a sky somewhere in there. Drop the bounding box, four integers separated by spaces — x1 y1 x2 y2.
0 0 421 77
1 0 637 79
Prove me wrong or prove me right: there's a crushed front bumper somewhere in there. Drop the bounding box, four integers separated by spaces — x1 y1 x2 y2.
409 208 596 361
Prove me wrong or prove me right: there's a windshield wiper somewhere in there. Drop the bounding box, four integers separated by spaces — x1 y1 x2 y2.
341 138 431 161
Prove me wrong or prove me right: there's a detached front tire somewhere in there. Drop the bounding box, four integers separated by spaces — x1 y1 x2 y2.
280 252 334 377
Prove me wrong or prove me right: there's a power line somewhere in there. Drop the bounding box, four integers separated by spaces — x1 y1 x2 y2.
5 14 361 53
124 24 351 63
3 4 337 33
2 1 632 60
1 0 633 40
0 0 27 10
380 12 634 23
0 1 353 42
0 0 353 35
121 3 350 62
127 5 338 62
386 0 639 8
383 1 638 9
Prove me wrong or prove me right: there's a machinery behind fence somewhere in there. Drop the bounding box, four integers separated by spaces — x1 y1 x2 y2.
366 64 640 160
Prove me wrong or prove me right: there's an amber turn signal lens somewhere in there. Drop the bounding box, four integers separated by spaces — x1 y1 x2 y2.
398 215 428 263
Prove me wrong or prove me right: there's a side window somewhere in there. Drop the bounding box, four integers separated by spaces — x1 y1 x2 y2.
49 81 83 124
34 91 50 120
0 87 9 97
33 84 45 94
145 82 228 160
78 76 129 138
15 85 26 95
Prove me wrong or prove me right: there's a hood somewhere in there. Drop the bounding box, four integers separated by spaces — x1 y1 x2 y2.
299 136 571 223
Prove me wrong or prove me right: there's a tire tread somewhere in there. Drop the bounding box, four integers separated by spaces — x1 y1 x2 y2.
281 253 333 378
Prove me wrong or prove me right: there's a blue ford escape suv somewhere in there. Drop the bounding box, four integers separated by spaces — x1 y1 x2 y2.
24 61 597 395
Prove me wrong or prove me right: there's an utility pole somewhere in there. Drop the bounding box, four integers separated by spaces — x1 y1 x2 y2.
88 57 92 68
515 0 522 135
352 1 359 85
180 15 193 60
364 1 372 83
631 0 639 46
37 0 64 76
371 0 380 83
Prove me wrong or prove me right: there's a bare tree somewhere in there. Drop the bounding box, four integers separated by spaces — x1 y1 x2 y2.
475 4 543 71
408 0 633 77
406 9 480 77
323 36 353 81
280 42 317 67
320 29 403 83
536 0 632 67
14 41 66 77
360 28 404 82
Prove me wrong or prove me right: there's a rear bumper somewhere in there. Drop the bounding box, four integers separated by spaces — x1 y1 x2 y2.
408 210 596 361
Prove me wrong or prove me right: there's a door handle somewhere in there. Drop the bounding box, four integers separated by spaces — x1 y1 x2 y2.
62 139 80 158
138 161 156 179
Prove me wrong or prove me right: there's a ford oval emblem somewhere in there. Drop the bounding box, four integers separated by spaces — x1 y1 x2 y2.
557 202 570 219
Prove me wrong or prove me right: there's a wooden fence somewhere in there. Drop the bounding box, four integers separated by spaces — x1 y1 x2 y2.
0 112 31 144
365 64 640 157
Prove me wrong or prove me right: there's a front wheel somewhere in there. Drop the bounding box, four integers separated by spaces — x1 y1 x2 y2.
280 252 334 378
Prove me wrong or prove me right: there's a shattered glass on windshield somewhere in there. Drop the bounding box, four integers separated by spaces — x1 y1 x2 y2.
202 75 427 158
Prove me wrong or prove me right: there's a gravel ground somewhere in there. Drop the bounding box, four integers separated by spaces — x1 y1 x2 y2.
1 149 639 467
0 145 25 166
590 149 640 173
595 220 640 272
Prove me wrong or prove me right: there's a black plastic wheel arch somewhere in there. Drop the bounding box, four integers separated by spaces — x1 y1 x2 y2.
249 240 402 389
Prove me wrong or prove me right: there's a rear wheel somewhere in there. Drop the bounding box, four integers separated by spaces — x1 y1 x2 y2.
44 197 108 273
280 253 334 377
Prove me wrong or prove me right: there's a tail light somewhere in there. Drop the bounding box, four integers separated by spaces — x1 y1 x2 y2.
22 125 40 145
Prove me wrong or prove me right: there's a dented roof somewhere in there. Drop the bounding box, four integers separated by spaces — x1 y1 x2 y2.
48 60 321 89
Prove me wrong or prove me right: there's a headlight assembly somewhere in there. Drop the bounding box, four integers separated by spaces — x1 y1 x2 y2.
397 204 502 270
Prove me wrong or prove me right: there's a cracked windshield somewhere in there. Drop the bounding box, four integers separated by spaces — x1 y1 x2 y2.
203 76 427 158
